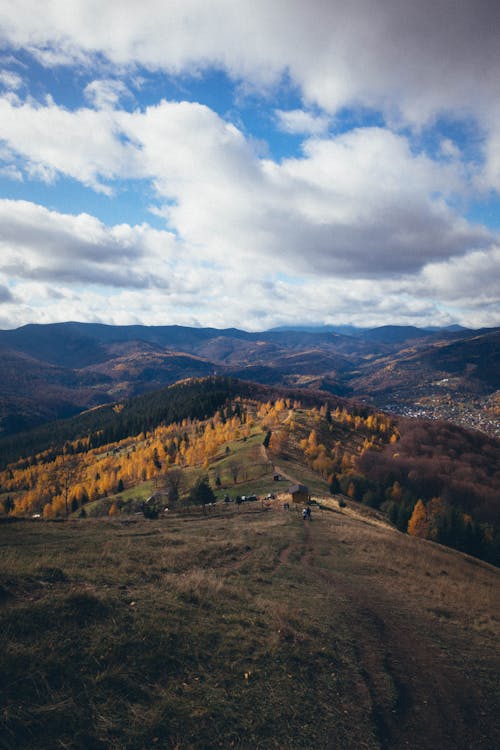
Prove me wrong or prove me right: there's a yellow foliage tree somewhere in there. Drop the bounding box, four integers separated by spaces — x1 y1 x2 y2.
407 499 430 538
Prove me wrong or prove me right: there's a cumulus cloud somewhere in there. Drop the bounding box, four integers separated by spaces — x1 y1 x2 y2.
1 0 499 190
0 96 143 192
257 128 490 274
0 199 179 288
0 95 493 280
2 1 499 121
0 194 497 332
84 79 131 109
275 109 330 136
0 1 499 328
420 244 500 304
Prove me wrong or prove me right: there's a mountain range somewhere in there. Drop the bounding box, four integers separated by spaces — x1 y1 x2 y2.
0 321 498 437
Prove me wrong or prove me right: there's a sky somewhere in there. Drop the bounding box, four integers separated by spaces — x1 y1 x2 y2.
0 0 499 332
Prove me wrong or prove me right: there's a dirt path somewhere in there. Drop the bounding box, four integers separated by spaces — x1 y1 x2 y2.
260 444 301 486
278 512 498 750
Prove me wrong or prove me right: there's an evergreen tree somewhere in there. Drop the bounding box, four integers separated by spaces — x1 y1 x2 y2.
188 476 215 506
329 475 340 495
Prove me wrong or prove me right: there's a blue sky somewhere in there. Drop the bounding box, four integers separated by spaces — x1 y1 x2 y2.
0 0 499 331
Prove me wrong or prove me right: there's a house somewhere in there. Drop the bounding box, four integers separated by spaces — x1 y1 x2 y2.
289 483 309 504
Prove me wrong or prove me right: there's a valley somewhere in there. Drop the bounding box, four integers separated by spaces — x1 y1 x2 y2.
0 322 499 438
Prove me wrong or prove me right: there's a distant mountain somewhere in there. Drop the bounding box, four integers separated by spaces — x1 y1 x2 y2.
358 325 441 344
0 321 498 438
350 328 500 402
0 322 252 367
269 323 471 341
269 324 361 336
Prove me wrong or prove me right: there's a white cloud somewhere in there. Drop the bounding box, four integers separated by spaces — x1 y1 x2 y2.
0 69 23 90
0 0 499 329
275 109 330 136
2 1 499 120
0 96 143 192
84 79 131 109
0 95 493 280
420 244 500 305
2 1 499 194
0 199 179 289
0 195 498 332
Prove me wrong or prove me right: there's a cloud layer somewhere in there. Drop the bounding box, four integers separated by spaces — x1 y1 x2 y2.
0 1 499 329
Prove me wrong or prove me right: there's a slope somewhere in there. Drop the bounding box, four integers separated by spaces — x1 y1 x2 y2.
1 377 498 567
1 505 498 749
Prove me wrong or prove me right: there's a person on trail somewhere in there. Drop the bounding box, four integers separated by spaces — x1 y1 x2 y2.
302 506 311 520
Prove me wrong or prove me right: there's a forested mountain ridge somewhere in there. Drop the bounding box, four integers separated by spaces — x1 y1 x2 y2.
1 322 498 438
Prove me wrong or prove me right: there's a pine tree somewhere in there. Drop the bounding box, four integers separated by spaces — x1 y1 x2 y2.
188 476 215 506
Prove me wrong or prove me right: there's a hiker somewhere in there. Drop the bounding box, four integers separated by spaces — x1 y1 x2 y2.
302 507 308 520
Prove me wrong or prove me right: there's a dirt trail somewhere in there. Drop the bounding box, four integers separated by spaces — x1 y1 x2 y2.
280 512 498 750
260 444 301 486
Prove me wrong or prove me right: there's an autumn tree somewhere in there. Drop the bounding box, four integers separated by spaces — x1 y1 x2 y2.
269 428 289 454
407 499 430 538
329 475 340 495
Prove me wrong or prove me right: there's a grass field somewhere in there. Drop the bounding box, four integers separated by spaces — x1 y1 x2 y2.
1 501 499 749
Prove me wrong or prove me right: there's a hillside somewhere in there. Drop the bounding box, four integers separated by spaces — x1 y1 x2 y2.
1 322 498 439
352 328 500 398
1 377 498 567
1 504 498 749
1 377 499 748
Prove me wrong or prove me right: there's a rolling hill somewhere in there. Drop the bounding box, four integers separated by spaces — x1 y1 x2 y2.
1 376 498 564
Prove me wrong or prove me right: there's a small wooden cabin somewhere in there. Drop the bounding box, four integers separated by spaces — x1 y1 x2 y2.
289 483 309 504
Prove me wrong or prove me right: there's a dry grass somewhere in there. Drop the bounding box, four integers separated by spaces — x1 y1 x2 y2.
1 506 499 749
319 498 500 639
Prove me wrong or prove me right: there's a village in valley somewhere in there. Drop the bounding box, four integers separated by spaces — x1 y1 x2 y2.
380 393 500 439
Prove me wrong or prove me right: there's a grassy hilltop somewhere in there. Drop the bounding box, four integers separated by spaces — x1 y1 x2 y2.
1 503 499 750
